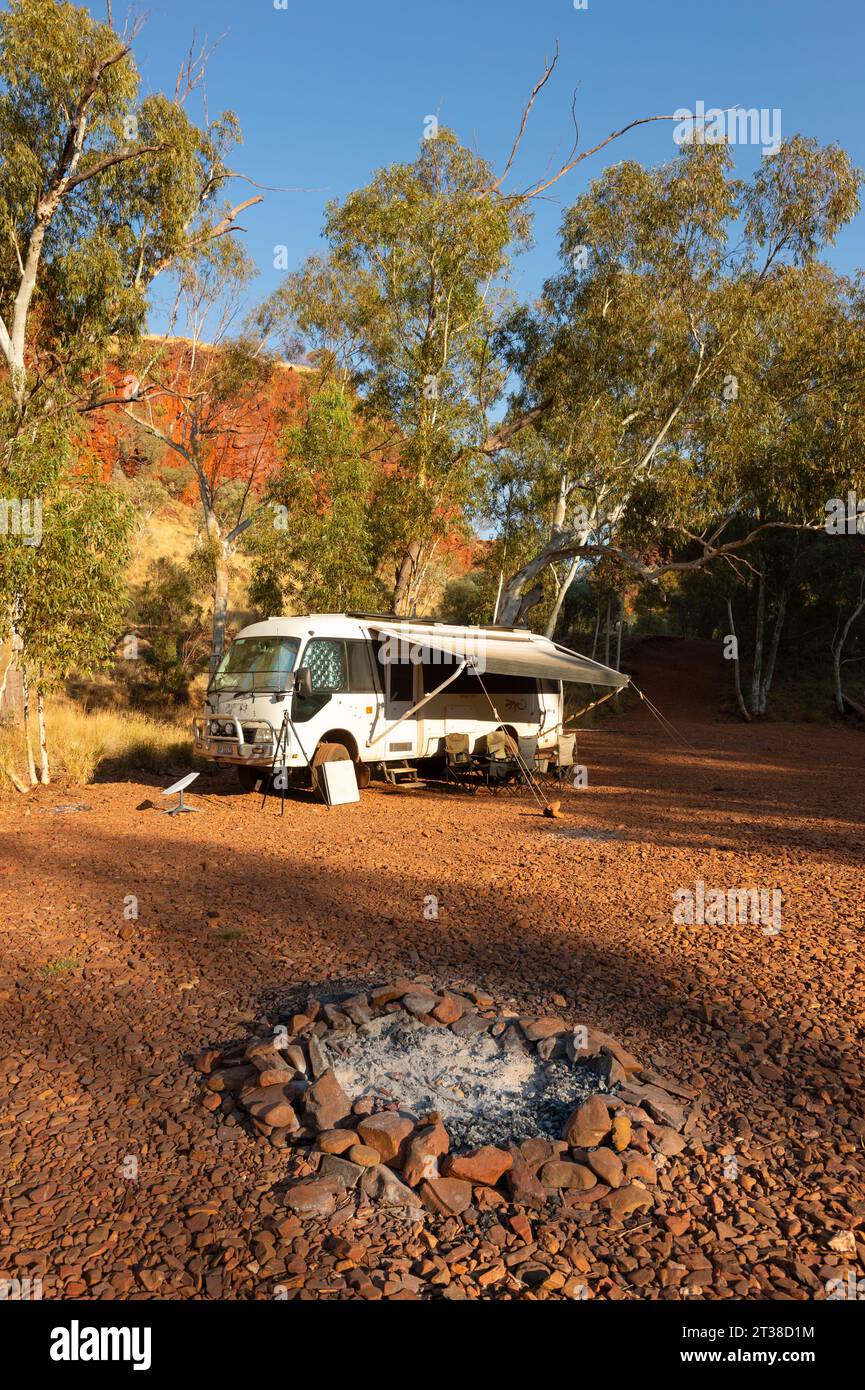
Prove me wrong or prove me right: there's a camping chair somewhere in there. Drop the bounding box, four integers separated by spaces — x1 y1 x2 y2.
476 730 521 793
510 734 544 793
517 735 541 774
550 731 578 787
443 732 478 793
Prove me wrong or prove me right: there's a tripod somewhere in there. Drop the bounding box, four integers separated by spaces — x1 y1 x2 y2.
259 697 318 814
262 708 291 816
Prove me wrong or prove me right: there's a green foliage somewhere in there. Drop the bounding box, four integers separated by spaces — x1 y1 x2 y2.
559 577 600 639
493 137 864 627
268 129 532 605
743 136 862 265
42 957 79 976
126 556 208 704
0 418 134 687
0 0 247 414
120 472 171 518
250 382 388 614
438 574 492 626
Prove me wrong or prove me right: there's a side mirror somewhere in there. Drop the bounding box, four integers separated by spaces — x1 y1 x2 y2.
294 667 313 701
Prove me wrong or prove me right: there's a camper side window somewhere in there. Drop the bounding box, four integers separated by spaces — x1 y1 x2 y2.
420 662 537 696
386 655 414 703
346 640 377 692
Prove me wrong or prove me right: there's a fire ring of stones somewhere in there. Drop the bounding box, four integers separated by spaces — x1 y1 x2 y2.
196 980 697 1224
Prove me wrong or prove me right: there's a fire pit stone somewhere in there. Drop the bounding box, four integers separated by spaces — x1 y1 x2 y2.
198 979 696 1226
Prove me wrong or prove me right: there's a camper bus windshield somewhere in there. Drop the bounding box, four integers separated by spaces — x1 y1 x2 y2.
209 638 299 694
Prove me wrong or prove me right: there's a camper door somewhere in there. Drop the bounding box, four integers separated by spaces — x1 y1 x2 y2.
292 637 380 758
376 635 419 760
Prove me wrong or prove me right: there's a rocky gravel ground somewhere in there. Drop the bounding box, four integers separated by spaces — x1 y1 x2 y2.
0 704 863 1300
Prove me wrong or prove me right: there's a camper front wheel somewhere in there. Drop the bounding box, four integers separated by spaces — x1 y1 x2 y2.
310 741 351 794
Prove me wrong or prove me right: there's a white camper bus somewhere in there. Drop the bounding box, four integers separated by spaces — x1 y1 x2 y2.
193 612 627 791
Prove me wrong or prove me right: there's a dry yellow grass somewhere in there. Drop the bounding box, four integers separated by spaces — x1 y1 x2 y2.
0 700 195 787
127 508 199 587
129 506 255 621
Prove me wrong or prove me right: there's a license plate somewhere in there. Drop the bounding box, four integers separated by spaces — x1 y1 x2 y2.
217 743 233 755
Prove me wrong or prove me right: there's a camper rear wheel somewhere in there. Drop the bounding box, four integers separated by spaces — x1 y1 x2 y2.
310 741 351 794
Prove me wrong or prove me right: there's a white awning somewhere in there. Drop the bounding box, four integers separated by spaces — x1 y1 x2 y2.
371 622 628 689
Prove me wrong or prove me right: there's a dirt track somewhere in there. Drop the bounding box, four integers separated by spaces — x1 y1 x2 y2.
1 653 864 1299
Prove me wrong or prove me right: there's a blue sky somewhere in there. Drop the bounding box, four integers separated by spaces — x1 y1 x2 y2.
109 0 865 326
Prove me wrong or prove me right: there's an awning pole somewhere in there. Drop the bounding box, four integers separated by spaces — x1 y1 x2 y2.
562 686 621 728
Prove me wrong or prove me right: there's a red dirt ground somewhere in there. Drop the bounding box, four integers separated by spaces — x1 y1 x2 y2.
1 641 863 1299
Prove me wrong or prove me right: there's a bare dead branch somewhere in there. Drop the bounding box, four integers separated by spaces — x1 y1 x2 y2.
148 195 264 280
516 112 680 201
224 171 326 195
478 41 561 197
607 521 822 582
472 39 685 203
174 30 226 107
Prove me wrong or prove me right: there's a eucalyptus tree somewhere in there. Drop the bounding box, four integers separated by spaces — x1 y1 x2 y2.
0 0 263 766
0 0 258 427
270 47 682 614
494 137 862 627
272 129 530 613
99 239 281 673
0 418 132 783
249 379 390 617
698 260 865 713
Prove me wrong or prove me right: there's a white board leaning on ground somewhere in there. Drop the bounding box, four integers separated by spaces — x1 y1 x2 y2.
320 757 360 807
193 612 629 788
